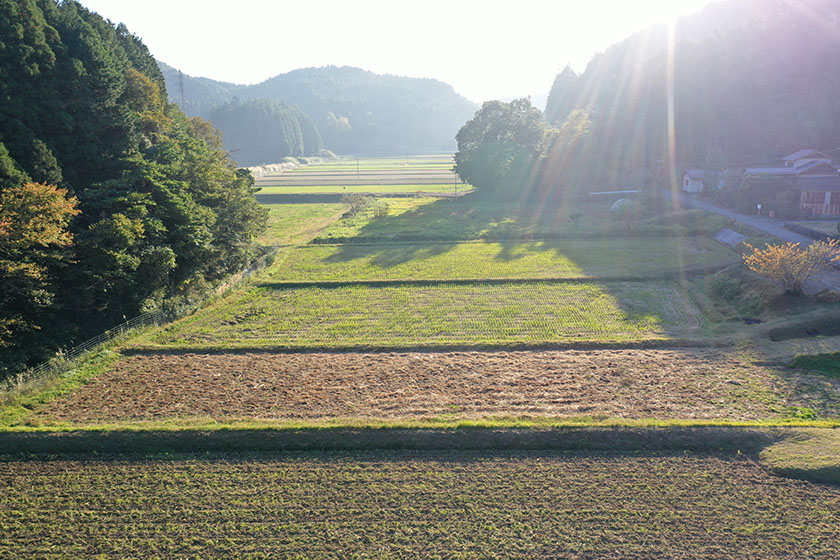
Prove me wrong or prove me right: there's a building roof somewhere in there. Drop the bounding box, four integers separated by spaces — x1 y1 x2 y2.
684 169 704 179
782 149 831 161
744 167 795 176
745 162 838 176
794 160 837 174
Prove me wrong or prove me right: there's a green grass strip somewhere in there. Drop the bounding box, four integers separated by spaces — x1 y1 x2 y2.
761 428 840 483
791 352 840 379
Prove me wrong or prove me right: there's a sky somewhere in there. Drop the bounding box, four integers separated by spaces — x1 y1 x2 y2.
78 0 718 104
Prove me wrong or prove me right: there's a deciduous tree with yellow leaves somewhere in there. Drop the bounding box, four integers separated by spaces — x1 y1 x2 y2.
743 240 840 293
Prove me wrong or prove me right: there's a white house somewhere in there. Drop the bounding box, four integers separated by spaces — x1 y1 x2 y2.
682 169 704 192
682 169 723 193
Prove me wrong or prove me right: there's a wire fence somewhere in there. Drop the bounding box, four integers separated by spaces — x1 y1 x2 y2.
28 310 168 378
1 247 280 399
0 310 170 400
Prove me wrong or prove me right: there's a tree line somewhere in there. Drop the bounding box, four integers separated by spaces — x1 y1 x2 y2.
0 0 266 376
208 99 324 166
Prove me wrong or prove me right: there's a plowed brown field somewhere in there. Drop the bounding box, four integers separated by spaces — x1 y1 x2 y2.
38 349 840 424
2 451 839 559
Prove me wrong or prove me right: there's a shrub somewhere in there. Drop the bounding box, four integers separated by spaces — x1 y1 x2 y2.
743 240 840 293
709 273 741 301
372 200 389 218
341 193 374 216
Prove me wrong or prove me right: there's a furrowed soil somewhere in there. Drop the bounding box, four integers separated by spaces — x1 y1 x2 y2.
36 349 840 424
2 450 839 559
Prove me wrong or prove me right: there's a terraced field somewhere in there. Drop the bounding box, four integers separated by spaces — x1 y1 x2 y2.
3 450 839 559
5 155 840 559
310 197 733 243
263 237 736 282
257 183 465 194
35 349 840 424
141 281 703 349
255 155 464 190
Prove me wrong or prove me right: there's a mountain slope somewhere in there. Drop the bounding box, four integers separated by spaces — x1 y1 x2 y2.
160 64 477 157
544 0 840 185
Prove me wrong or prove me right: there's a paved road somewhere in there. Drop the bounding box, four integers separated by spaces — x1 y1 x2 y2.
663 188 840 294
662 188 813 244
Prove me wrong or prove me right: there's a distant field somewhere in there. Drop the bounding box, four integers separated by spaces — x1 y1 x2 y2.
312 198 731 243
258 155 460 186
141 281 704 349
310 197 438 241
257 203 347 246
3 450 839 558
262 238 737 282
256 184 468 194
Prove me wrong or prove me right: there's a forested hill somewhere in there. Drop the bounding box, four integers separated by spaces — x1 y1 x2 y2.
158 61 243 116
207 100 324 166
544 0 840 186
160 64 478 158
0 0 266 375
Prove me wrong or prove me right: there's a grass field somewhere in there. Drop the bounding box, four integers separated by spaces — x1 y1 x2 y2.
2 450 839 558
140 281 704 350
792 352 840 378
791 220 839 235
311 198 733 243
256 184 469 194
257 203 347 246
257 155 460 186
262 237 737 282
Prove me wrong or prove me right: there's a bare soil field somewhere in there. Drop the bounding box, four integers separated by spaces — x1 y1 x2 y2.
2 450 839 559
37 349 840 424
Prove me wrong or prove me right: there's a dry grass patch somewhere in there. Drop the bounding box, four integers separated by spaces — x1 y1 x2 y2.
33 349 840 425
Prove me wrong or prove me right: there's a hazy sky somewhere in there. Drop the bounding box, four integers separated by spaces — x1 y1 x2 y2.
79 0 717 103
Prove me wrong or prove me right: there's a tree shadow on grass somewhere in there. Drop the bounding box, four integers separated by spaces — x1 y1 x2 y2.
296 192 729 339
319 192 601 269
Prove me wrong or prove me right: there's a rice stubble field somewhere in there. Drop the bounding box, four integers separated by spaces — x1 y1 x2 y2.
2 450 839 559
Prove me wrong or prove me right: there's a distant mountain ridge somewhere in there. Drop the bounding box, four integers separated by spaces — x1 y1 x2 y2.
159 63 477 161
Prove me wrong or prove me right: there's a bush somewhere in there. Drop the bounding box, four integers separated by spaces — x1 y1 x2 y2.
743 240 840 293
609 198 649 232
709 273 741 301
341 193 374 216
372 200 389 218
